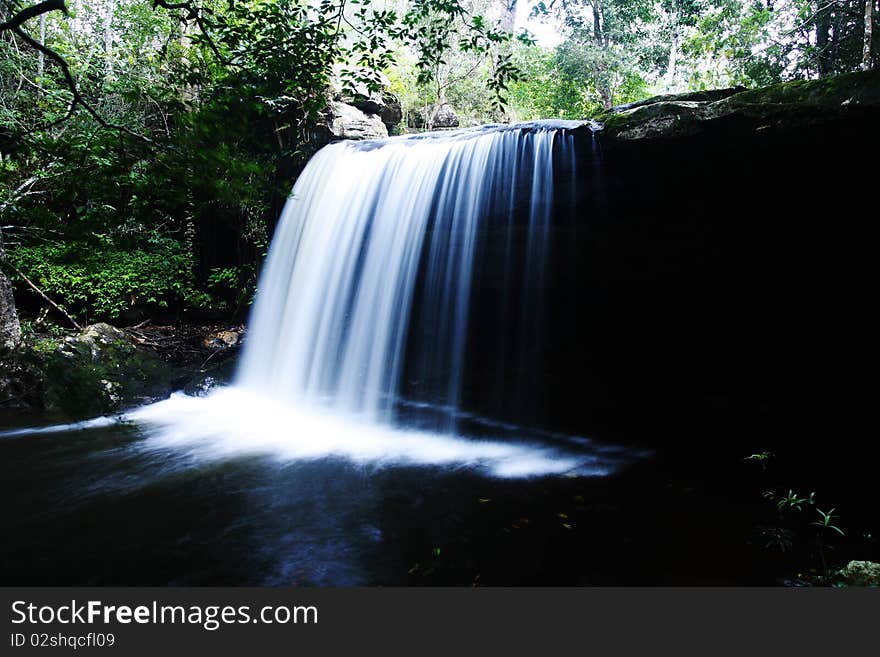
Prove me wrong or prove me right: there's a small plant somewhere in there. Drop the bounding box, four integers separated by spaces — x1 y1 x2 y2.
744 451 774 470
760 526 795 552
775 489 815 513
811 508 845 578
744 452 853 584
812 508 845 536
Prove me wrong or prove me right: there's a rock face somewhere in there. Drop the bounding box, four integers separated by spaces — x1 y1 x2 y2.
594 69 880 141
409 103 460 129
507 69 879 485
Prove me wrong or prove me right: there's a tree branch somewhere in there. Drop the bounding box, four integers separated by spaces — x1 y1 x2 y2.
11 26 154 144
152 0 230 65
0 0 67 32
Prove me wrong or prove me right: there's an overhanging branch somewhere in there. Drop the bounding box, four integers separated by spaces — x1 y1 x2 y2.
0 0 67 32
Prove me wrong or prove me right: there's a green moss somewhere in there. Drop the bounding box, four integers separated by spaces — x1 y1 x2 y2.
714 69 880 109
594 69 880 140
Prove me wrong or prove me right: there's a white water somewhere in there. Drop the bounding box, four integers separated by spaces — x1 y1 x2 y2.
3 122 643 478
238 122 578 423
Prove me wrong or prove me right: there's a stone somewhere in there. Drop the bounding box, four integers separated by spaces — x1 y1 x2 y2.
409 103 460 130
379 94 403 133
328 66 402 133
611 86 746 112
329 101 389 140
59 322 131 362
201 328 242 351
330 67 391 115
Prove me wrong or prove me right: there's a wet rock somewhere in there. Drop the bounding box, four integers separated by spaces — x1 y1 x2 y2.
58 322 131 362
181 358 238 398
380 95 403 134
612 86 746 112
330 67 390 115
0 355 42 409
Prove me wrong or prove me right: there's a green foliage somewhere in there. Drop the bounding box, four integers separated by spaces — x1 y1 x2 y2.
744 451 865 583
2 0 877 331
776 489 815 513
508 44 593 120
6 237 203 321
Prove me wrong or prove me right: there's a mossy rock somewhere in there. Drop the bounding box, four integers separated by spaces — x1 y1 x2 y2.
594 69 880 141
830 560 880 587
2 323 177 419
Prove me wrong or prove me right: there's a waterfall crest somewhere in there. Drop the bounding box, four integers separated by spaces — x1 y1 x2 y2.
238 121 581 429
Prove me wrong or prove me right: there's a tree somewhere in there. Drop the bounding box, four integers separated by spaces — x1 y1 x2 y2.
529 0 654 108
864 0 876 69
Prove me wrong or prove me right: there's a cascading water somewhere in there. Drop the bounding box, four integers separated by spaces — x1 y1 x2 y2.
238 122 578 431
5 121 639 479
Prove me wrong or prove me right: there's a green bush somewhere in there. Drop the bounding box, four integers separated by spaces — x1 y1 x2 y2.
6 237 209 322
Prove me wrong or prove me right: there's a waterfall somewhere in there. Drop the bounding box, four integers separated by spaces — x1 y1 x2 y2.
117 120 639 478
238 121 581 430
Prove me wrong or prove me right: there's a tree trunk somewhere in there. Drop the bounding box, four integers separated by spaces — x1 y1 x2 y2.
816 0 831 76
104 0 116 79
500 0 517 33
0 230 22 347
38 13 46 79
665 29 679 91
864 0 875 70
592 0 603 46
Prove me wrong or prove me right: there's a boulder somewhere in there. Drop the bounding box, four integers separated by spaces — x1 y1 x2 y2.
409 104 460 130
329 101 389 140
379 95 403 134
329 67 402 134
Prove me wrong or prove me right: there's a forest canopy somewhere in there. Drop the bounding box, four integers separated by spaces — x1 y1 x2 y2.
1 0 877 327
